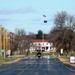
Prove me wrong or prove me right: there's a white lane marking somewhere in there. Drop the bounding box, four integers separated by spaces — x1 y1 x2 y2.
47 58 51 71
43 55 50 59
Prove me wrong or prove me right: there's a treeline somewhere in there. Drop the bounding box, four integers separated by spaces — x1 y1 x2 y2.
12 11 75 55
48 11 75 53
12 29 35 55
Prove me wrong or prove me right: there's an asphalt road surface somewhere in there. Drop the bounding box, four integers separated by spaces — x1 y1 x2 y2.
0 57 75 75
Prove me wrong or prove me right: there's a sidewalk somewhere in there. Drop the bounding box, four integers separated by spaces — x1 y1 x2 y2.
58 57 75 67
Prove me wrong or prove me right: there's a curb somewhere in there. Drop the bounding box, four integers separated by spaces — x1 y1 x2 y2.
58 57 75 67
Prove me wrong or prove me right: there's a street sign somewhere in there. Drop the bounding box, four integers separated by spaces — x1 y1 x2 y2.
0 50 4 52
60 49 63 54
7 50 11 55
70 56 75 63
7 50 11 57
60 48 63 55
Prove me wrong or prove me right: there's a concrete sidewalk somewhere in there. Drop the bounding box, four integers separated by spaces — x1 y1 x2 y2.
58 57 75 67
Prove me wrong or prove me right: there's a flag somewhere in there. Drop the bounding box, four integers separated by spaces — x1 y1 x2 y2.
44 20 47 23
43 15 46 17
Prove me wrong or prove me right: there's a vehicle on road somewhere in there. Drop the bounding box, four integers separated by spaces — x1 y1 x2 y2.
36 50 42 58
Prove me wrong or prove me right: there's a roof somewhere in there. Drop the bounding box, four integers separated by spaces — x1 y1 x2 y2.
33 39 48 42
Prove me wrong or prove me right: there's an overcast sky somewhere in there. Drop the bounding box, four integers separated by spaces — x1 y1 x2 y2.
0 0 75 34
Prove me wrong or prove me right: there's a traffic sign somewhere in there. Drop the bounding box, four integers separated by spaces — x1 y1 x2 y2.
0 50 4 52
60 49 63 54
70 56 75 63
7 50 11 55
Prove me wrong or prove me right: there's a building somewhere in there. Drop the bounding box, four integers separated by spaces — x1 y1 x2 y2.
9 32 15 51
0 25 9 57
29 39 53 52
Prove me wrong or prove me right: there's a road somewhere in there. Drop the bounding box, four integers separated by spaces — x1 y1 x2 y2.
0 57 75 75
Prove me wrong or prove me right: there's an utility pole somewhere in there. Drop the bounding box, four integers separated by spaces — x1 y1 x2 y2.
42 31 44 43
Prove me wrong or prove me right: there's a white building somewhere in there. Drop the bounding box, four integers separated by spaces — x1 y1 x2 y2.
30 39 53 52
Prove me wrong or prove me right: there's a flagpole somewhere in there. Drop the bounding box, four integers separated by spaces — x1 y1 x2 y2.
42 31 44 43
42 31 44 51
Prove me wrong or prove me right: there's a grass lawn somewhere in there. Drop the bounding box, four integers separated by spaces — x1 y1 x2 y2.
0 57 17 63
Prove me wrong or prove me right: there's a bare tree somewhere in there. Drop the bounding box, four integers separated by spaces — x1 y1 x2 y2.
13 28 26 54
54 11 67 28
25 32 35 55
54 11 75 29
49 11 75 54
